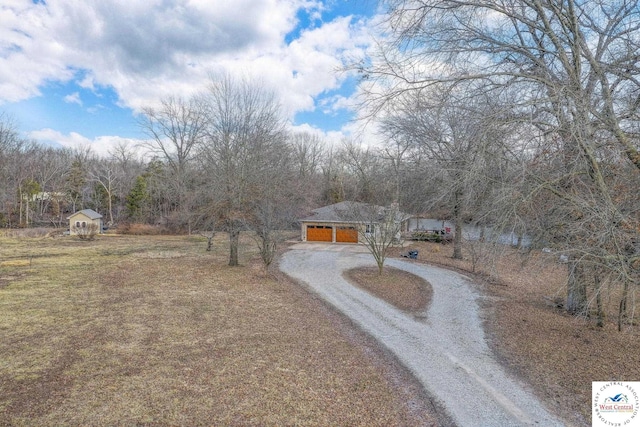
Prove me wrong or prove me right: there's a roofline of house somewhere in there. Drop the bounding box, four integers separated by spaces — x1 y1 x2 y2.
300 218 409 224
66 210 103 220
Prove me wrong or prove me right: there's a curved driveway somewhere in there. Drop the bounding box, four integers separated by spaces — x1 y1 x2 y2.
280 245 564 427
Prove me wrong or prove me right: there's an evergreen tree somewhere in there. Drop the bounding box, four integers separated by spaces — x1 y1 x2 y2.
125 175 149 222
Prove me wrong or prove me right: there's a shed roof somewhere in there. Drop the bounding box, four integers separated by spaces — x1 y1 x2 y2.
67 209 103 220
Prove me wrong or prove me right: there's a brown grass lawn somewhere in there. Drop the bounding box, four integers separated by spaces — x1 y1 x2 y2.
0 233 437 426
344 267 432 316
4 232 637 427
376 241 640 427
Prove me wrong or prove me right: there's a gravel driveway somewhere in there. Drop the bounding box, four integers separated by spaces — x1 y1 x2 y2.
280 247 564 427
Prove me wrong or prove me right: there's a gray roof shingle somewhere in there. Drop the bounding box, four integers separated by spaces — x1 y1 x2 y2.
67 209 103 220
300 201 408 223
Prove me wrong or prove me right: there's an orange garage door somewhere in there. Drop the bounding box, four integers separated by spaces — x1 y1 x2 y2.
307 225 332 242
336 226 358 243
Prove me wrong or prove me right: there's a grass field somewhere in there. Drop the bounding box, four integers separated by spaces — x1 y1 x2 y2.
344 266 432 316
4 231 638 426
0 233 437 426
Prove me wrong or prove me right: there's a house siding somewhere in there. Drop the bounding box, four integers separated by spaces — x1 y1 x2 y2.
68 212 103 235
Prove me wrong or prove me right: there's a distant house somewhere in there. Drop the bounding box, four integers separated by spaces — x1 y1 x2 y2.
299 201 410 244
407 217 454 235
30 191 66 202
67 209 103 235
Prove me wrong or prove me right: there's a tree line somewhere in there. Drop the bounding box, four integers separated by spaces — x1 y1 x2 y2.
0 76 409 266
357 0 640 330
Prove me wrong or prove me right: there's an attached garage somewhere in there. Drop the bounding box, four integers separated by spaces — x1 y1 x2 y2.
306 225 333 242
300 201 409 245
336 226 358 243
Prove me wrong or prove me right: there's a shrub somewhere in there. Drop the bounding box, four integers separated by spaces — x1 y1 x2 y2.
411 231 443 243
72 223 99 241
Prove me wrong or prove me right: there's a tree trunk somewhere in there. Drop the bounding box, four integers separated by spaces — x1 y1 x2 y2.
229 228 239 266
107 188 114 225
595 273 604 327
376 257 384 275
18 188 23 226
566 260 587 314
618 280 629 332
452 188 463 260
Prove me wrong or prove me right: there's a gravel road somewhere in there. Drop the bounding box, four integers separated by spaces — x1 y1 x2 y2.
280 246 565 427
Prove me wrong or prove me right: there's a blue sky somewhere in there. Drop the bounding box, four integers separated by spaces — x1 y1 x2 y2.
0 0 379 156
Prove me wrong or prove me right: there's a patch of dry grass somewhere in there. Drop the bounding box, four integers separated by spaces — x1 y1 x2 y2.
0 233 437 426
388 240 640 427
344 266 432 316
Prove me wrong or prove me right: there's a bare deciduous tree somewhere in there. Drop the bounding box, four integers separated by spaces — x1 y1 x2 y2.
360 0 640 326
89 162 117 226
139 96 207 231
380 87 509 260
343 201 405 274
199 75 287 266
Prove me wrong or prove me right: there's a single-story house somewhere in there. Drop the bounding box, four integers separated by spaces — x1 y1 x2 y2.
299 201 410 244
67 209 103 235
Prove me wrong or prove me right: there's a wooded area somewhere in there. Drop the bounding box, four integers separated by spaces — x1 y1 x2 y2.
360 0 640 330
1 1 639 330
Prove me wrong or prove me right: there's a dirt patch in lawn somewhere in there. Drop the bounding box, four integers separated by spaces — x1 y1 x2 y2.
0 233 438 426
344 266 432 317
387 241 640 427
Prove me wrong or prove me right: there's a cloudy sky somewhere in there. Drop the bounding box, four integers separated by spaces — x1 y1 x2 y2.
1 0 380 156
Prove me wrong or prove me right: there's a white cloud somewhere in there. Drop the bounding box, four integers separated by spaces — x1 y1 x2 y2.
319 94 353 115
2 0 376 146
28 128 146 158
287 121 365 150
64 92 82 106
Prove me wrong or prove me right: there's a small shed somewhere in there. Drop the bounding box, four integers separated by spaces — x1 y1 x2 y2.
67 209 103 235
